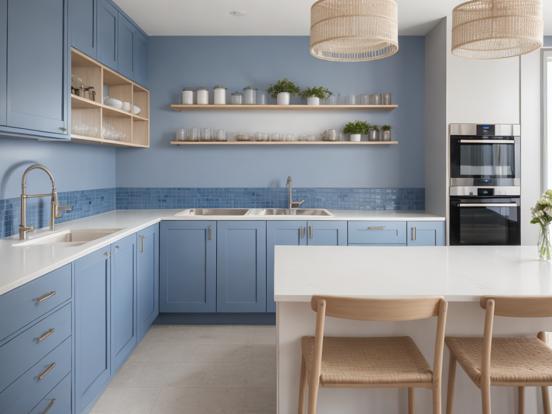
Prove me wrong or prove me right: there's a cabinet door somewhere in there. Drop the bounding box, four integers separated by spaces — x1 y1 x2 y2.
160 221 216 313
69 0 96 57
0 0 6 126
133 28 147 86
407 221 446 246
97 0 117 70
307 221 347 246
117 13 134 79
110 234 137 373
6 0 68 136
74 247 111 413
137 224 159 341
266 221 306 313
348 221 407 246
217 221 266 313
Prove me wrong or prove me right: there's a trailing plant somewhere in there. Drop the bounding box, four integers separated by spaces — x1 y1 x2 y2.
267 79 301 98
300 86 332 100
343 121 369 135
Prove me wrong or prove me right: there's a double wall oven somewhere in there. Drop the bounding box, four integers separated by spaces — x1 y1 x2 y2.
449 124 521 246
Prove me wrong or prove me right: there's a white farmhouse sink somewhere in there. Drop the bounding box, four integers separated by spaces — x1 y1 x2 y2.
13 228 122 247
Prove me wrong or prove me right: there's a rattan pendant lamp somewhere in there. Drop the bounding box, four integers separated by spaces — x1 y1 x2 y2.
452 0 543 59
310 0 399 62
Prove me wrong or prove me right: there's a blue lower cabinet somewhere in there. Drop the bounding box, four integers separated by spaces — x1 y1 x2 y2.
137 224 159 341
407 221 446 246
30 374 72 414
307 221 347 246
74 247 111 413
160 221 217 313
348 221 407 246
110 235 137 374
266 221 306 313
217 221 267 313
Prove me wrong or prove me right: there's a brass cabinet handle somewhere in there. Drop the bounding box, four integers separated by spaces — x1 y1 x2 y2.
366 226 385 231
41 399 56 414
35 328 55 344
36 362 56 381
299 227 306 240
34 291 56 304
308 225 313 240
207 226 213 241
411 227 417 241
139 235 145 253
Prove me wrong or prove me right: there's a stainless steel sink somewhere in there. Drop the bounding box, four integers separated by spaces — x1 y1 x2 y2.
13 228 122 247
176 208 250 216
248 208 333 217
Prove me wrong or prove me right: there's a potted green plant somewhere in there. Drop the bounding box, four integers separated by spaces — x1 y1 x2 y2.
300 86 332 106
381 125 392 141
267 79 301 105
343 121 369 142
368 125 380 141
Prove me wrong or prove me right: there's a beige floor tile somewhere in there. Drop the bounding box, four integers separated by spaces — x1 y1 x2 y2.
91 386 160 414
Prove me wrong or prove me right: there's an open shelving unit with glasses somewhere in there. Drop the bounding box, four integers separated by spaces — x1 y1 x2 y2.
170 140 398 146
70 49 150 148
170 104 398 111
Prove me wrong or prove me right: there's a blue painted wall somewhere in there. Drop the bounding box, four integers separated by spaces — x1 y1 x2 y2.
546 36 552 47
116 36 426 189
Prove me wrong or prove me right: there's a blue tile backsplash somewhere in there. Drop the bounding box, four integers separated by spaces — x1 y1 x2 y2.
0 187 424 238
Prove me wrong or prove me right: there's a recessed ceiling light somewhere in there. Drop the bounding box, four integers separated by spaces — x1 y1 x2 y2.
229 10 247 17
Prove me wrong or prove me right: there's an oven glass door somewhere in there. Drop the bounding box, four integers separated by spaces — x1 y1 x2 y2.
450 198 521 245
451 139 517 179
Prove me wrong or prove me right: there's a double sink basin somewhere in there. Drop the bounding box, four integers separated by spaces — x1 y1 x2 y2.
176 208 333 217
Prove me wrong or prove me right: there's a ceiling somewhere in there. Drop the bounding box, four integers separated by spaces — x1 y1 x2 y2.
114 0 552 37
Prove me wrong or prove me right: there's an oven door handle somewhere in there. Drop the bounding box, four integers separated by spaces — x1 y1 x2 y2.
458 203 518 208
459 139 515 144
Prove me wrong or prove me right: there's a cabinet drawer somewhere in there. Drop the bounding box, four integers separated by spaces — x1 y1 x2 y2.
348 221 406 245
30 374 71 414
0 265 71 342
0 304 71 393
0 338 71 414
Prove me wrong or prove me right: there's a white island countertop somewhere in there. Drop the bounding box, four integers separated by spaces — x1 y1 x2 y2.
0 209 444 296
274 245 552 302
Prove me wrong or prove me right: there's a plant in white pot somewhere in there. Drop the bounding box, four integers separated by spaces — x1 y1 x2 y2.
381 125 392 141
267 79 300 105
301 86 332 106
343 121 369 142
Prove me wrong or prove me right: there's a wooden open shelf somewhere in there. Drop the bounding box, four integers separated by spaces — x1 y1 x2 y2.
170 140 398 146
70 49 150 148
170 104 398 111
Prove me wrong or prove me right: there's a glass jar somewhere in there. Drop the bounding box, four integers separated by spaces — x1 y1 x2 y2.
231 92 243 105
243 87 257 105
369 94 381 105
382 92 392 105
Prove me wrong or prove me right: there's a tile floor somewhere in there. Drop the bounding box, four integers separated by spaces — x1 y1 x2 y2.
91 325 276 414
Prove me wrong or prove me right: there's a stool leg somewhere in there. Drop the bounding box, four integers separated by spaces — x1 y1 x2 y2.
542 386 551 414
518 387 524 414
446 355 457 414
408 388 415 414
308 376 320 414
481 382 491 414
298 357 307 414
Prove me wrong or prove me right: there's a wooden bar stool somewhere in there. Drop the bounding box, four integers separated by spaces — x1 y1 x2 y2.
298 296 448 414
446 297 552 414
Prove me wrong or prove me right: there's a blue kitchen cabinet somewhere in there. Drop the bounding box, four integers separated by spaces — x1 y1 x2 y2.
69 0 97 58
266 221 306 313
133 28 148 86
217 221 267 313
308 221 348 246
160 221 217 313
348 221 407 245
117 13 134 80
407 221 446 246
137 224 159 341
0 0 6 126
110 235 137 374
5 0 69 138
74 247 111 413
97 0 118 70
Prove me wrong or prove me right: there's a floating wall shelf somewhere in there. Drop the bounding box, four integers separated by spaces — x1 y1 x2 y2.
170 140 398 146
170 104 398 111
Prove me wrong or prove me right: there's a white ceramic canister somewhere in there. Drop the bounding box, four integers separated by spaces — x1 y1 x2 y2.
350 134 362 142
277 92 290 105
243 87 257 105
196 88 209 105
213 87 226 105
181 89 194 105
307 96 320 106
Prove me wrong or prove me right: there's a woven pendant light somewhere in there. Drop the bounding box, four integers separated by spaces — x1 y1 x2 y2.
310 0 399 62
452 0 543 59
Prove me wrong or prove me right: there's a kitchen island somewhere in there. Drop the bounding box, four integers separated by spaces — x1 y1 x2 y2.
275 246 552 413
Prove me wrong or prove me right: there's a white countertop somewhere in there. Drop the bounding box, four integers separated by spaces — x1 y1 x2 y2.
274 245 552 302
0 209 444 296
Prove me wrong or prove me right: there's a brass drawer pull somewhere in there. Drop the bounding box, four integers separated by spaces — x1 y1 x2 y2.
35 328 55 344
207 226 213 241
36 362 56 381
41 399 56 414
308 225 313 240
366 226 385 231
34 291 56 304
139 235 145 253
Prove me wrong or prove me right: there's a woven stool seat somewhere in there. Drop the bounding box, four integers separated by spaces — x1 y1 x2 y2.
446 336 552 385
301 336 433 386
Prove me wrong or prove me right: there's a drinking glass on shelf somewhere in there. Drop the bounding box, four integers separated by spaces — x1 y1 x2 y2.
257 91 267 105
346 94 356 105
369 93 382 105
191 128 199 141
201 128 212 141
176 128 186 141
326 95 337 105
382 92 392 105
216 129 226 141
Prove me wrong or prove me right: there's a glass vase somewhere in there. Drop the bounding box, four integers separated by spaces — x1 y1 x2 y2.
538 225 551 261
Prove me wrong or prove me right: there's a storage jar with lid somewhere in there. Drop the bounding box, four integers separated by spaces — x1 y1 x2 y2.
196 88 209 105
231 92 243 105
182 89 194 105
213 86 226 105
243 87 257 105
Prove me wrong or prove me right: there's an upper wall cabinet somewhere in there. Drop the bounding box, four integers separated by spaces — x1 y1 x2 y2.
97 0 118 70
133 29 147 87
0 0 6 126
2 0 68 139
117 14 134 80
69 0 97 58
